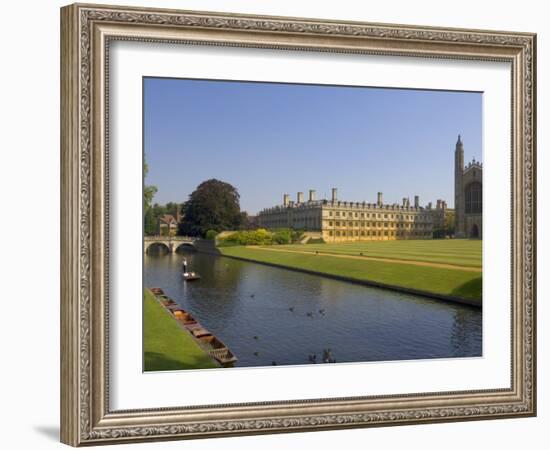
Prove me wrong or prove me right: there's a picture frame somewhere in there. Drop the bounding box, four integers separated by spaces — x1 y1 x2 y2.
60 2 536 446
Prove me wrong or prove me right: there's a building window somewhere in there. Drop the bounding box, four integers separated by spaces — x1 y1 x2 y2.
329 221 333 226
329 211 333 216
329 231 333 236
465 182 482 214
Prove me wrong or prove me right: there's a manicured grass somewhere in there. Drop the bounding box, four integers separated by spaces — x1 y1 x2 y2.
219 245 482 302
271 239 482 268
143 289 219 371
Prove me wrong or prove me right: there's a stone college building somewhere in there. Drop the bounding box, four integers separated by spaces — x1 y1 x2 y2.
257 135 482 242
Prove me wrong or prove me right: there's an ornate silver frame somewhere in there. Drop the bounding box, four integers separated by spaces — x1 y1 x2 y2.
60 3 536 446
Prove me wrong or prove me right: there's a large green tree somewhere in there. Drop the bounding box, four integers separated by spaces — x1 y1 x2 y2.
143 159 158 235
143 160 157 211
179 179 242 237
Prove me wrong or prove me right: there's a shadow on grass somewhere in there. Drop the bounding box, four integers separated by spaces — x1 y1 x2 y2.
144 351 217 372
450 277 482 301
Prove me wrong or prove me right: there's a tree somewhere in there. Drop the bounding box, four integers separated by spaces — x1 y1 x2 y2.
179 179 242 237
165 202 179 218
238 211 255 230
444 210 455 237
143 160 157 211
143 159 158 235
144 207 157 236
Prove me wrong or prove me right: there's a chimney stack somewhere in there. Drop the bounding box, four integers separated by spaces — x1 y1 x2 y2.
331 188 338 202
309 189 316 202
402 198 407 207
283 194 290 207
428 202 432 210
377 192 383 207
414 195 419 208
297 192 304 204
436 199 442 209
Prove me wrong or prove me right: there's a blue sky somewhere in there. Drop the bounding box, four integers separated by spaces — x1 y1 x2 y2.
144 77 482 214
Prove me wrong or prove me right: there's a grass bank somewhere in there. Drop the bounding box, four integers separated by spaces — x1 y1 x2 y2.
273 240 482 268
143 289 219 371
219 244 482 305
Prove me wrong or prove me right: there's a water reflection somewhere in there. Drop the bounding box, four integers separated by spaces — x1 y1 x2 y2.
144 250 482 368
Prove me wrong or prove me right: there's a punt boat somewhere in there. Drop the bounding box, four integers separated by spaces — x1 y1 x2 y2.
149 287 237 367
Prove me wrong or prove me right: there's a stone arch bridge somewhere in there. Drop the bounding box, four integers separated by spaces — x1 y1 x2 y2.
144 235 198 254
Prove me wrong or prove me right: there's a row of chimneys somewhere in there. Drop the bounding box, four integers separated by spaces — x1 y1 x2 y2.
282 189 430 209
284 188 337 206
418 199 448 210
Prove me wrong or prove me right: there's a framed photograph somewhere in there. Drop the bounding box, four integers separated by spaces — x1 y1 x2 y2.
60 3 536 446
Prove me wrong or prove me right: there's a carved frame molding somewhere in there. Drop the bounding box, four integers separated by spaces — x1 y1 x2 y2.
60 3 536 446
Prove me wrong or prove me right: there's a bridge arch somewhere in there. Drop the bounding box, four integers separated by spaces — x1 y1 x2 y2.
143 236 198 254
173 242 197 253
144 241 171 254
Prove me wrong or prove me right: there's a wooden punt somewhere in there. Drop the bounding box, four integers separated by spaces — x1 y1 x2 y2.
198 335 237 365
166 304 184 312
149 286 237 366
182 272 201 281
184 322 203 332
190 328 212 338
175 312 197 325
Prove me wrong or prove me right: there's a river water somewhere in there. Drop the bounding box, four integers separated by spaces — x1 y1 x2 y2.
144 250 482 368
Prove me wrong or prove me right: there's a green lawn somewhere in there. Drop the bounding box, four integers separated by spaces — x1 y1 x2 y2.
274 239 482 268
143 289 219 371
219 241 482 303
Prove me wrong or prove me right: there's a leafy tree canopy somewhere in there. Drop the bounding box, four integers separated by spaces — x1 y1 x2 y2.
179 179 242 237
143 160 157 211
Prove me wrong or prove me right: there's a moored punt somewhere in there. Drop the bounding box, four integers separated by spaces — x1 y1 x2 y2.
173 310 196 323
190 328 212 338
148 287 238 367
198 335 237 365
209 347 238 365
183 323 204 333
166 303 182 311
